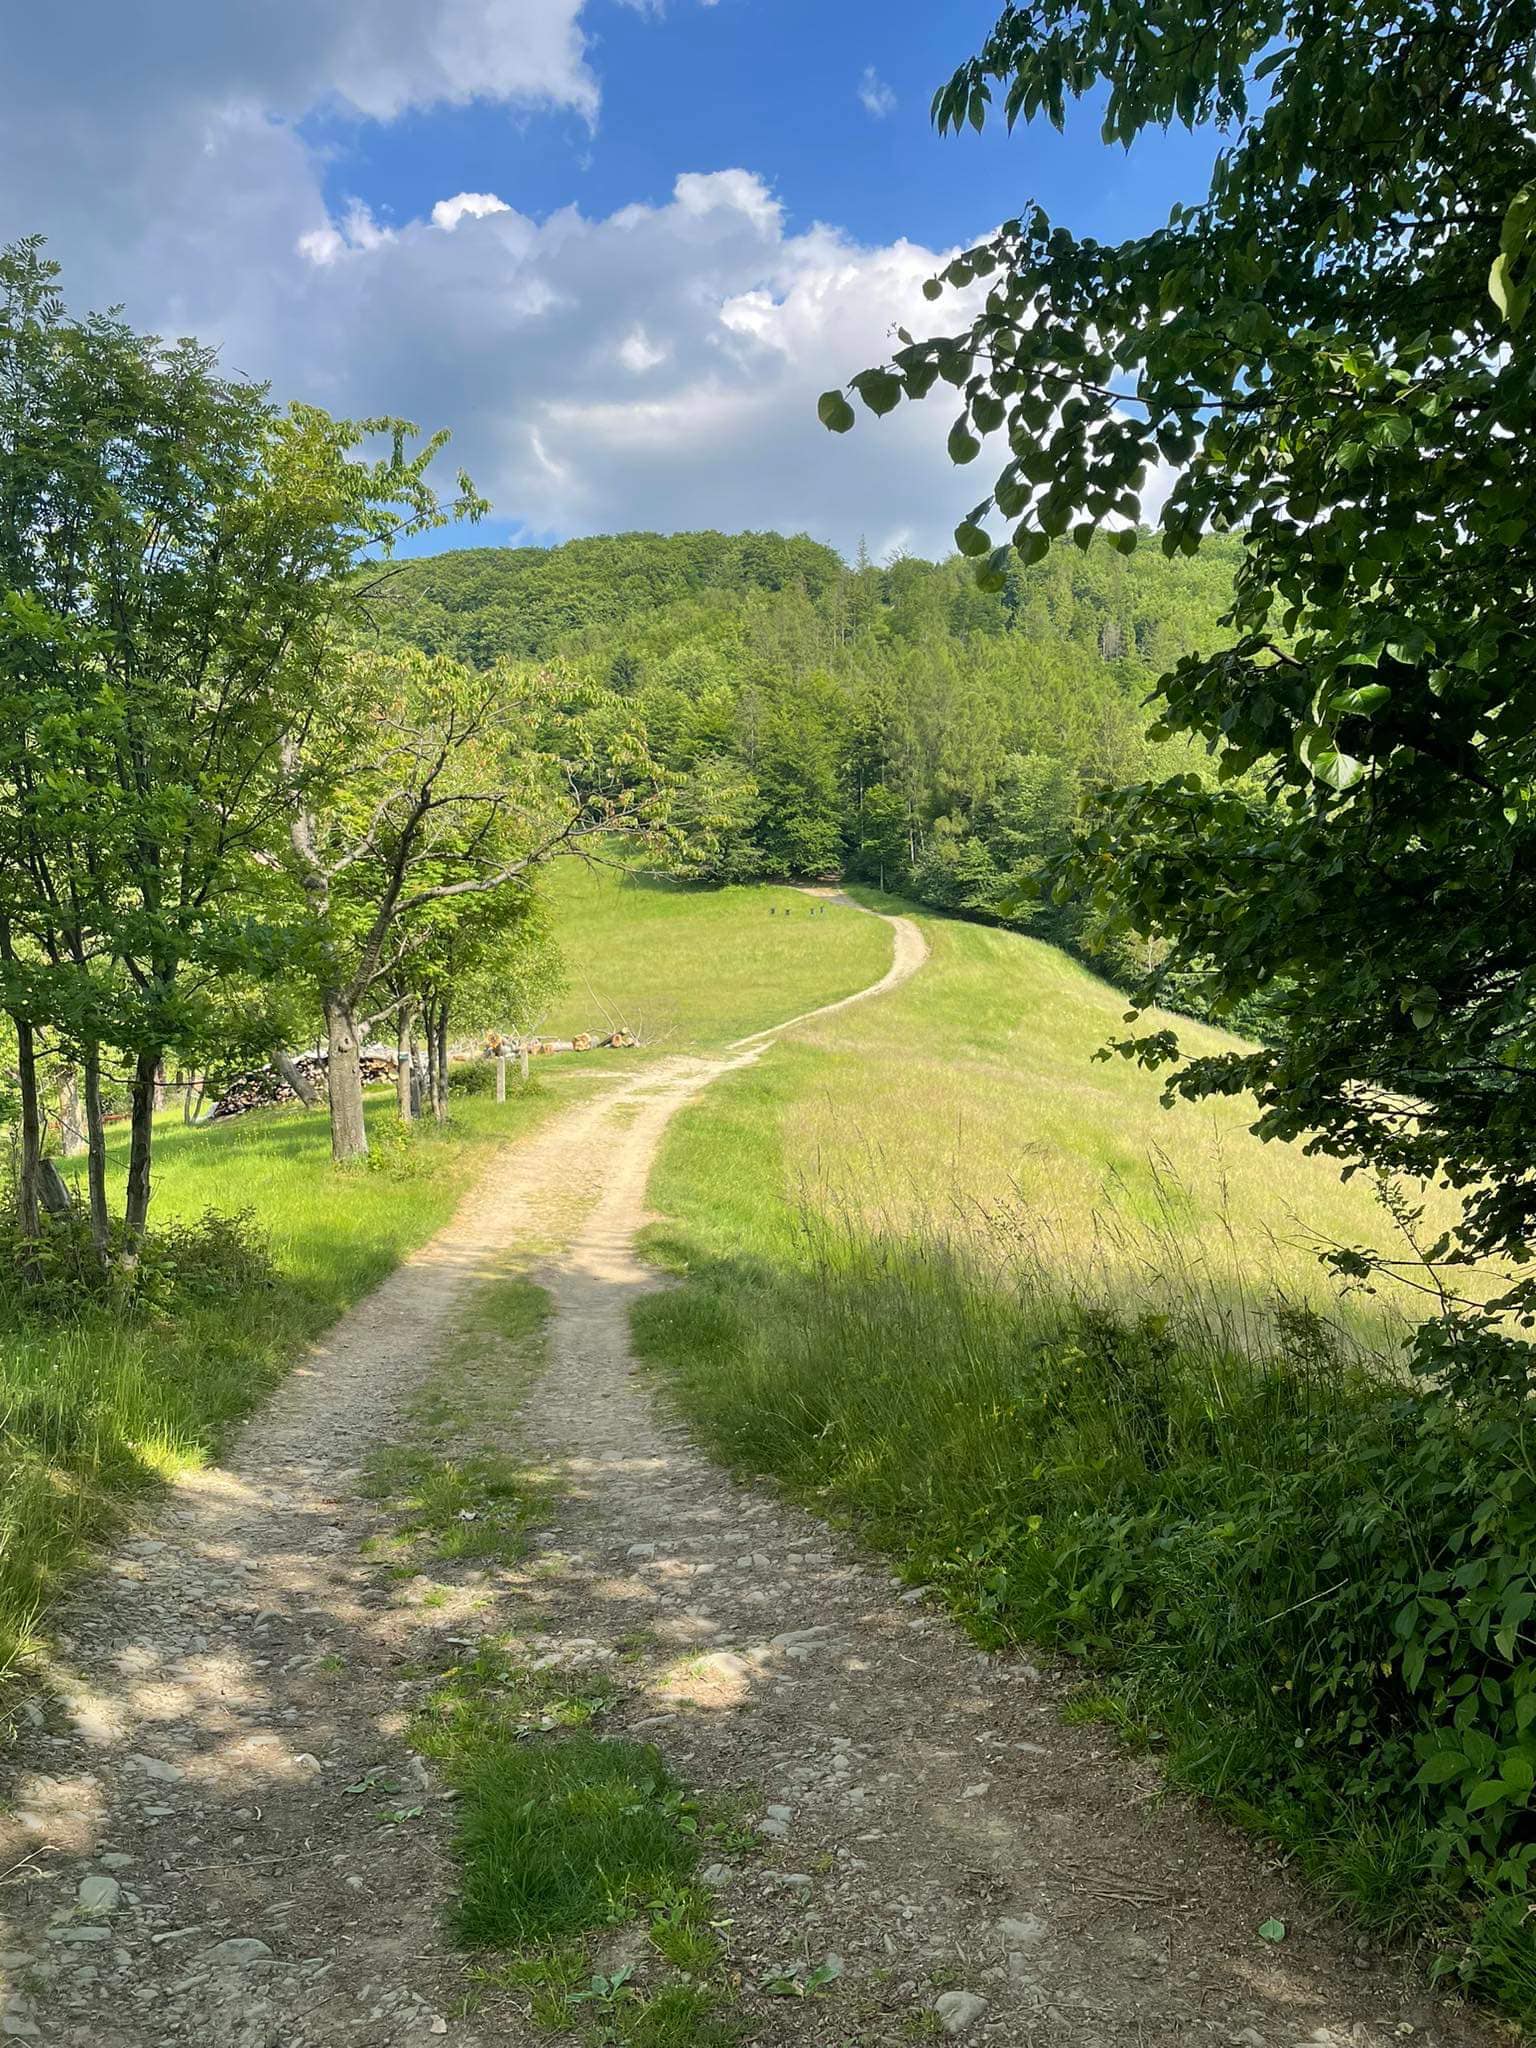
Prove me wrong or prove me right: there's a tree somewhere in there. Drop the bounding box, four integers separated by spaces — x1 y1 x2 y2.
280 648 650 1161
825 0 1536 1357
0 238 480 1251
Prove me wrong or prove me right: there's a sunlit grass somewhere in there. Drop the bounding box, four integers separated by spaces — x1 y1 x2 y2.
541 857 891 1051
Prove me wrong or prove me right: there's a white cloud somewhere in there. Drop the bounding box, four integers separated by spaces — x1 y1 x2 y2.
0 2 984 561
431 191 514 232
858 67 897 118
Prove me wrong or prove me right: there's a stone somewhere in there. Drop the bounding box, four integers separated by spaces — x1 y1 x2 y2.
75 1874 121 1914
699 1864 733 1887
756 1816 789 1840
999 1914 1048 1946
48 1927 110 1945
766 1803 793 1821
97 1853 134 1871
934 1990 989 2035
128 1754 184 1783
626 1544 656 1561
206 1937 274 1968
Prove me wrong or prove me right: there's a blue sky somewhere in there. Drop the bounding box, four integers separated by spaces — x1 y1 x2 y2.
3 0 1219 561
303 1 1216 257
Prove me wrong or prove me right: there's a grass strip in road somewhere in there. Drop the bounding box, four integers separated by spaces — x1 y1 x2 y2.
374 1273 741 2047
0 1085 564 1684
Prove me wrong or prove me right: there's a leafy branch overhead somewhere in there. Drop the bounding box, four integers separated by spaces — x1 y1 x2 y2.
821 0 1536 1355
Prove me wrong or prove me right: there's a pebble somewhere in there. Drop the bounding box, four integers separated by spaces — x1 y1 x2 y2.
206 1937 274 1969
128 1754 184 1783
934 1989 989 2035
97 1854 134 1871
75 1875 121 1915
999 1914 1048 1946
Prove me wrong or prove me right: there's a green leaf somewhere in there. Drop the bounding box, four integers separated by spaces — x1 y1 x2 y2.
948 421 982 465
850 370 902 418
1416 1751 1468 1786
1466 1780 1509 1814
816 390 856 434
954 520 991 558
974 546 1013 594
1257 1919 1286 1943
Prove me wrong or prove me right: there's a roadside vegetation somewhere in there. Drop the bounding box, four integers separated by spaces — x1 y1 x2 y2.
634 907 1536 2014
0 1085 562 1682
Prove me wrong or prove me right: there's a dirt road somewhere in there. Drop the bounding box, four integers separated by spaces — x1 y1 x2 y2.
0 906 1494 2047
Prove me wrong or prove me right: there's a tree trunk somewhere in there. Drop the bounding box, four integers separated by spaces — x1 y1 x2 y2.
57 1067 87 1155
122 1048 161 1255
324 995 369 1164
422 1008 439 1122
11 1015 42 1239
495 1053 506 1103
271 1051 319 1109
396 1001 415 1123
82 1042 110 1260
434 1003 449 1123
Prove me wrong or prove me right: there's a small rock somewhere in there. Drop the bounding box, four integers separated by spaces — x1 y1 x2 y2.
700 1864 733 1887
98 1854 134 1871
999 1914 1048 1946
75 1874 121 1914
206 1937 273 1969
2 2016 41 2039
49 1928 110 1945
128 1754 184 1783
757 1816 789 1840
292 1753 323 1773
626 1544 656 1561
934 1990 988 2035
766 1803 792 1821
961 1782 990 1800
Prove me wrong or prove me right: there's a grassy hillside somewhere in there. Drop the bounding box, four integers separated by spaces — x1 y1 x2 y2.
646 901 1434 1325
539 860 891 1052
632 904 1533 2008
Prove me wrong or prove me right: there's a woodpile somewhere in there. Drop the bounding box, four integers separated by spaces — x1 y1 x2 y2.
208 1049 395 1121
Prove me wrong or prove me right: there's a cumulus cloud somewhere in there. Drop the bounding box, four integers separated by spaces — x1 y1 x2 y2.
0 0 980 559
858 67 898 118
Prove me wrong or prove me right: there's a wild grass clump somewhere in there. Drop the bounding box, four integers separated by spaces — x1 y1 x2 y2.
634 1201 1536 2015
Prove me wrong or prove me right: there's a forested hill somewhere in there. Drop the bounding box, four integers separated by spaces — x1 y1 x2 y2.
370 530 1239 974
370 531 845 663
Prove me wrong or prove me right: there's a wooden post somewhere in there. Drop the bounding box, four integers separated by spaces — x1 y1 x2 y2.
519 1044 530 1084
495 1053 506 1103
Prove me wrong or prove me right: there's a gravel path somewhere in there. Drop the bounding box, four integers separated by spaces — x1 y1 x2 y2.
0 907 1498 2046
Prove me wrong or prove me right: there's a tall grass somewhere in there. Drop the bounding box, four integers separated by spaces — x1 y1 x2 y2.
634 903 1535 2016
0 1086 560 1682
636 1184 1536 2010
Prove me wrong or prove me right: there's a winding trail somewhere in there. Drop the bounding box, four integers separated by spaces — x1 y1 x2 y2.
0 907 1495 2047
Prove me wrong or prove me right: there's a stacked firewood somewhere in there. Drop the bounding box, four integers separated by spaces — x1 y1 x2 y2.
208 1050 396 1121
